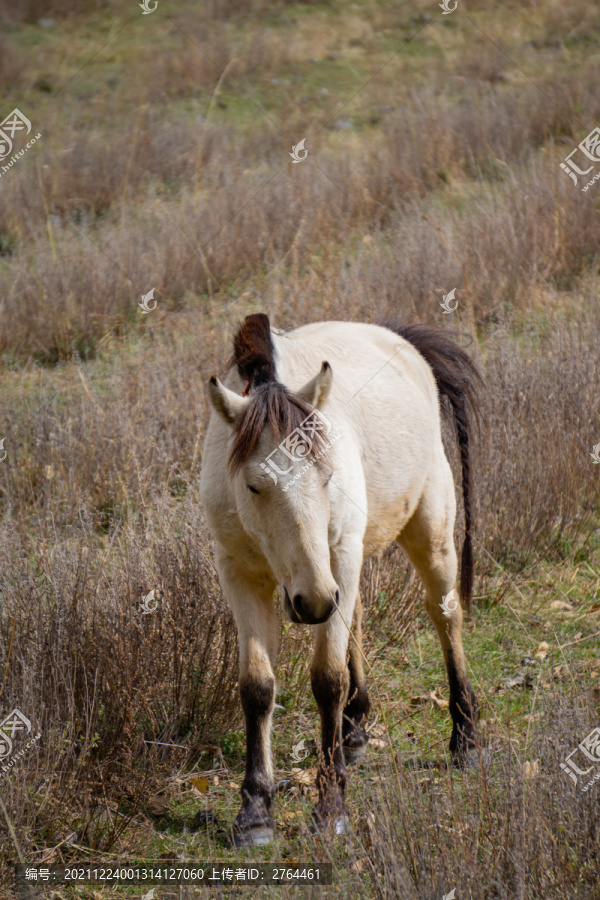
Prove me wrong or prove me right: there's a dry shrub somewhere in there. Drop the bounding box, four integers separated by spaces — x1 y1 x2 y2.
0 150 386 359
0 325 208 522
0 494 239 853
346 684 600 899
542 0 600 42
474 319 600 573
0 39 26 88
361 547 422 647
204 0 271 20
0 0 110 23
147 27 234 99
3 61 600 360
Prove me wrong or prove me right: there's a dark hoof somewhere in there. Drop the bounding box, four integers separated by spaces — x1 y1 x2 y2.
232 823 274 847
232 803 274 847
309 806 351 835
343 741 368 765
343 723 369 765
452 745 491 770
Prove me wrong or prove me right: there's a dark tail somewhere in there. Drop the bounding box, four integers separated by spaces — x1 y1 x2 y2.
384 322 483 612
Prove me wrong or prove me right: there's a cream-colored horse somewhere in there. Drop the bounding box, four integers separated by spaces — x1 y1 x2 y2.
201 313 482 845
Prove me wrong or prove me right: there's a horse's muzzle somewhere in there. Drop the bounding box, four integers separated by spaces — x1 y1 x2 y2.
283 587 338 625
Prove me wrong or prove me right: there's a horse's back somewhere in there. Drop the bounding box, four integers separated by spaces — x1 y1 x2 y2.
274 321 439 414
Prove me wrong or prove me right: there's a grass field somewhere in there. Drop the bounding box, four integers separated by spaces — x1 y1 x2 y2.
1 0 600 897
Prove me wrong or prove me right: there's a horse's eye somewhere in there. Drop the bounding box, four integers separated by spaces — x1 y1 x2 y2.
247 485 260 495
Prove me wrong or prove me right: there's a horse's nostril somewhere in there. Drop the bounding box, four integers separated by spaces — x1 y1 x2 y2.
334 588 340 606
292 593 336 624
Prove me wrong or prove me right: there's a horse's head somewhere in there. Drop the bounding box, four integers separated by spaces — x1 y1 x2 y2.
208 363 339 625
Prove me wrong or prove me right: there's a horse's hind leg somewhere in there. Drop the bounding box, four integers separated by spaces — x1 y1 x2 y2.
342 592 371 763
397 460 479 764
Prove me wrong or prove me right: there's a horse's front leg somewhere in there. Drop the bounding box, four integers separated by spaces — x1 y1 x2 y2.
215 551 279 846
310 541 362 833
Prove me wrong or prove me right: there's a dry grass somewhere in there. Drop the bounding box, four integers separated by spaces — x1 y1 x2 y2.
2 63 600 358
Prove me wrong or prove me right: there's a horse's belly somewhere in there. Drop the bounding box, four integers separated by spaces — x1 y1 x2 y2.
362 492 419 558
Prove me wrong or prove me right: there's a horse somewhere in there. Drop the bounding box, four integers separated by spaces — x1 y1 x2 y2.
200 313 483 845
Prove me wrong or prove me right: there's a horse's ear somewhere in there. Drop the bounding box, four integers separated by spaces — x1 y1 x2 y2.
208 377 249 425
296 361 332 409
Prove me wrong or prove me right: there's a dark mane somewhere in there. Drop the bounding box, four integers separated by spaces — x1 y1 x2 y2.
230 313 276 389
227 313 329 472
229 383 328 472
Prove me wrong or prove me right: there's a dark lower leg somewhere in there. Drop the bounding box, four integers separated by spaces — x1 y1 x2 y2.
311 665 348 823
342 596 370 752
235 674 275 832
446 650 478 754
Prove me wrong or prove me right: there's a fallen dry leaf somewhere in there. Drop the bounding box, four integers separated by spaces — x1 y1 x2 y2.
290 767 317 786
535 641 549 660
369 738 387 750
410 695 429 706
147 794 170 816
368 723 386 738
190 776 209 793
430 690 449 709
499 673 533 691
550 600 573 611
351 858 369 873
228 781 240 791
410 691 449 709
523 760 540 779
